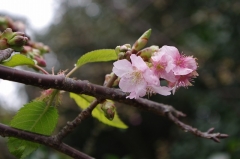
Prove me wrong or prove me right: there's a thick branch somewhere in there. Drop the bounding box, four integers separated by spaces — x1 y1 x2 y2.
0 65 228 142
0 65 180 116
0 49 14 62
0 123 93 159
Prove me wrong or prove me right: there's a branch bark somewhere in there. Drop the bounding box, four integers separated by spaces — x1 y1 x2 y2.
0 49 14 62
0 123 94 159
0 64 228 158
0 65 183 116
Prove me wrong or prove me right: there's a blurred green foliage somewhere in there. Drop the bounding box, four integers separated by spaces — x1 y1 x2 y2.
1 0 240 158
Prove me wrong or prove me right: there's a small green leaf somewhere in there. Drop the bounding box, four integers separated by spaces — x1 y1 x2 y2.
8 101 58 158
70 93 128 129
76 49 117 68
1 54 35 67
8 139 39 159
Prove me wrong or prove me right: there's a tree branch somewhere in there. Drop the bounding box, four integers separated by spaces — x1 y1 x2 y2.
0 65 184 116
0 65 228 142
0 49 14 62
55 73 119 141
0 123 94 159
55 99 99 141
167 113 228 142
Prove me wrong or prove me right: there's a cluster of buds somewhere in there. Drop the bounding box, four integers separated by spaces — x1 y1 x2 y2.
0 28 28 51
115 44 132 60
21 41 50 67
0 16 25 32
111 29 198 99
0 16 50 67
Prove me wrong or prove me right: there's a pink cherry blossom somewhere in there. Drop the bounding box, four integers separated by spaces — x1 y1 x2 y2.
150 45 198 94
151 47 176 82
146 84 172 97
113 54 171 99
161 45 197 76
169 71 199 94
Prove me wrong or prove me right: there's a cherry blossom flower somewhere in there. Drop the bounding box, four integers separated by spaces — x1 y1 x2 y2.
150 45 198 94
162 45 197 76
151 46 176 82
169 71 199 94
113 54 171 99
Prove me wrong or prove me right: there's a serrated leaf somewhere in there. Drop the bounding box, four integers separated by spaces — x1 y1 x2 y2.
76 49 117 68
1 54 35 67
8 101 58 159
70 93 128 129
8 138 39 159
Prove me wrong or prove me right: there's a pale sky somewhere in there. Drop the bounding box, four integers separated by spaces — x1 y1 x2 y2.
0 0 57 30
0 0 57 110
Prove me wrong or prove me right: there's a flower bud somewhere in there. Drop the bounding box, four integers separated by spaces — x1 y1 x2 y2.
0 39 8 49
1 28 14 39
34 55 46 67
119 44 131 52
8 35 28 46
137 45 159 61
13 21 26 32
21 46 32 54
101 100 116 121
132 29 151 53
0 17 8 31
30 41 50 54
0 28 28 51
118 52 125 60
104 73 120 87
115 46 121 55
124 44 131 49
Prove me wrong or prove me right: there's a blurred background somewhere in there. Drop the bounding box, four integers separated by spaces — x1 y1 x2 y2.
0 0 240 158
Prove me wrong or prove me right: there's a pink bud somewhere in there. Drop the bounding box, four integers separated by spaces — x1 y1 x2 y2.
34 55 46 67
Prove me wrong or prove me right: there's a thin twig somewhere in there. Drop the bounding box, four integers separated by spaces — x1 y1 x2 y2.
33 64 49 74
55 99 99 141
167 112 228 142
55 74 118 141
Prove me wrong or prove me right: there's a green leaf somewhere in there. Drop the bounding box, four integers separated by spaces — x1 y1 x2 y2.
70 93 128 129
8 139 39 159
1 54 35 67
8 101 58 159
76 49 117 68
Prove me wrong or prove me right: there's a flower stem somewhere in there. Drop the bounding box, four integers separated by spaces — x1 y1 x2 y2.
34 65 49 74
66 66 78 77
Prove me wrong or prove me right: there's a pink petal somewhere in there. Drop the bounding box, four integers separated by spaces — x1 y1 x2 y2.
172 66 193 75
161 45 180 58
183 56 197 70
127 85 147 99
160 71 176 82
119 76 147 96
130 54 148 71
143 70 159 85
113 59 133 77
151 86 172 96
